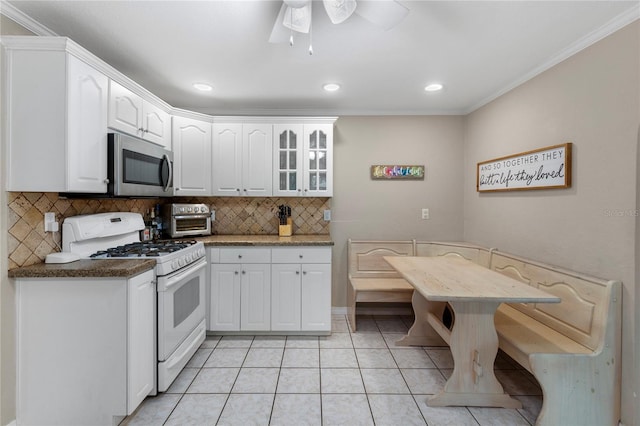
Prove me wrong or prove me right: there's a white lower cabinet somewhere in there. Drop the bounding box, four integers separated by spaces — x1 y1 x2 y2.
15 270 155 426
209 245 331 333
271 247 332 332
240 264 271 331
210 248 271 331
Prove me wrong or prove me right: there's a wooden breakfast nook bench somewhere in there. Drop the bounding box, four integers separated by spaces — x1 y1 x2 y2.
389 246 622 426
347 239 415 332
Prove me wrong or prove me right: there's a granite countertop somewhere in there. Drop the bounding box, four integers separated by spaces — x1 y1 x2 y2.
195 234 334 246
8 259 156 279
9 235 333 278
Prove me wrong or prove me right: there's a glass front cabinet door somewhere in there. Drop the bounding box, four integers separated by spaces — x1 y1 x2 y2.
273 124 303 197
273 123 333 197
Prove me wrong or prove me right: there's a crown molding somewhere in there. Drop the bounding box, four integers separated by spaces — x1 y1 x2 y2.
465 4 640 115
0 2 57 36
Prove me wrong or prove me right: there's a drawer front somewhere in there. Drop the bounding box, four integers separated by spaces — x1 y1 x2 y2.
272 247 331 264
219 248 271 263
207 247 220 263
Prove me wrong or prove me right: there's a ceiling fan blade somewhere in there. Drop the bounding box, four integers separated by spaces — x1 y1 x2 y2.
354 0 409 30
323 0 357 25
283 3 311 33
269 3 290 43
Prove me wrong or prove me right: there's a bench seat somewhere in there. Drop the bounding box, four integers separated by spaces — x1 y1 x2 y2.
350 277 414 302
495 304 591 372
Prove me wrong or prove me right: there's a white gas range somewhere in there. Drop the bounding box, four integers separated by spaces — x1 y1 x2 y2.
62 212 207 392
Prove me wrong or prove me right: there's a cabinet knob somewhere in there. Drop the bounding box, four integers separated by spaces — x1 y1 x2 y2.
234 271 239 275
238 255 242 259
236 188 240 192
103 178 110 184
299 254 303 259
242 270 246 275
144 129 149 133
138 127 144 133
296 271 300 275
303 271 307 275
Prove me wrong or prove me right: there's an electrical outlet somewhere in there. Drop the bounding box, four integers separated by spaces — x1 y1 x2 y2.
210 210 216 221
44 212 59 232
421 208 430 220
323 210 331 221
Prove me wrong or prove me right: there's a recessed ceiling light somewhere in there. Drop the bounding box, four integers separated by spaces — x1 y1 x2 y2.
424 83 444 92
323 83 341 92
193 82 213 92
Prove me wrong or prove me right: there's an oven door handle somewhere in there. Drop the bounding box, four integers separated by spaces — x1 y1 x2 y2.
173 214 210 220
162 153 173 193
162 258 207 291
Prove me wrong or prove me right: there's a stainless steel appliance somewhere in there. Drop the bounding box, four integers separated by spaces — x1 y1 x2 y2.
163 203 212 238
62 212 206 392
108 132 173 197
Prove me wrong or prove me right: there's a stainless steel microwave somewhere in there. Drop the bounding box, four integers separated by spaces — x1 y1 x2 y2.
108 132 173 197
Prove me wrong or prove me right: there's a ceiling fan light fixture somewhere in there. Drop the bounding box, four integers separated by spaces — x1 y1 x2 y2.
424 83 444 92
193 82 213 92
323 83 341 92
323 0 357 24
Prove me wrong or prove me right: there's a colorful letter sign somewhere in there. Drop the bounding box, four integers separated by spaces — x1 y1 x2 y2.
371 165 425 180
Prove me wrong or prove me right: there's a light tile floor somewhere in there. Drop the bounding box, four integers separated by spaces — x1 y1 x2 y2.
122 315 542 426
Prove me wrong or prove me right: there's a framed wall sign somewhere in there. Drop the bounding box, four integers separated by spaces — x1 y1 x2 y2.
477 143 572 192
371 165 425 180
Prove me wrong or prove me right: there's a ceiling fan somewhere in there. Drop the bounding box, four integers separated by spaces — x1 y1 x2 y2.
269 0 410 48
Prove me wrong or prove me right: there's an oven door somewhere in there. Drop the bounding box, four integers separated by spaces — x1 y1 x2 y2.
169 214 212 238
157 257 206 362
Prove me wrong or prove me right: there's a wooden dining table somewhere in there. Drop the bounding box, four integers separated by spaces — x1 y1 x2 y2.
384 255 560 409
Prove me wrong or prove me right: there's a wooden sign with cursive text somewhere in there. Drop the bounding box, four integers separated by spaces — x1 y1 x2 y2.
477 143 572 192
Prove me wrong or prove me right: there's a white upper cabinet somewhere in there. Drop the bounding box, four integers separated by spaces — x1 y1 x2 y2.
273 124 303 197
173 116 212 196
3 38 109 193
108 80 171 149
303 124 333 197
211 124 242 196
212 123 273 197
273 122 334 197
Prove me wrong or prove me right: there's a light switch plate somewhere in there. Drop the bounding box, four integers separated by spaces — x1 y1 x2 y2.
323 210 331 221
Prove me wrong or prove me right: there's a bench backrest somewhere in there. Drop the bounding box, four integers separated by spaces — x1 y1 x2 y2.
348 239 414 279
415 241 492 268
490 250 619 351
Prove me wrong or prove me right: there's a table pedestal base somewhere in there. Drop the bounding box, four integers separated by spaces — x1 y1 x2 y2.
396 291 447 347
429 300 522 409
428 391 522 408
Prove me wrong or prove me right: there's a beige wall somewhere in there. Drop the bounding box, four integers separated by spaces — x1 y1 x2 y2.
463 21 640 425
331 116 465 307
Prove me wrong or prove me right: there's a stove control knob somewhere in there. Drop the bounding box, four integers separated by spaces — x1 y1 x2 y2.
178 258 185 267
194 207 200 212
172 260 179 270
200 248 205 257
201 206 208 213
179 207 185 213
186 254 192 262
187 207 192 212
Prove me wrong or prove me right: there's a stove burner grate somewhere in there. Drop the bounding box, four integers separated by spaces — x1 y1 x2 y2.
89 240 198 258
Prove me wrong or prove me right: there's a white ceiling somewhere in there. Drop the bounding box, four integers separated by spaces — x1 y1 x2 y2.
3 1 639 116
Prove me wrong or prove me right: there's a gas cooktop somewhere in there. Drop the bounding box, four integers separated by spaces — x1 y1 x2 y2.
89 240 198 259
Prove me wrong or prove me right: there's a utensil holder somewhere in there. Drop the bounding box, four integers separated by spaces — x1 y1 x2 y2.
279 224 292 237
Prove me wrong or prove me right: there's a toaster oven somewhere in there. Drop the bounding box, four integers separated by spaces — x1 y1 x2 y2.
163 203 212 238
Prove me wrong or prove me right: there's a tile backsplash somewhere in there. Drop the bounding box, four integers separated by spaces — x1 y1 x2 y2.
7 192 330 270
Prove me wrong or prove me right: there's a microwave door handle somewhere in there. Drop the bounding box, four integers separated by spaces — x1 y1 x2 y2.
162 154 172 192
